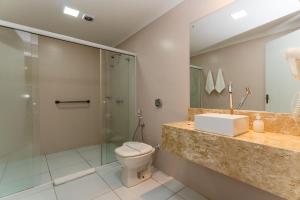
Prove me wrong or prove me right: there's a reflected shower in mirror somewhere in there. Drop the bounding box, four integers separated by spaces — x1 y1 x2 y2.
190 65 205 108
190 0 300 113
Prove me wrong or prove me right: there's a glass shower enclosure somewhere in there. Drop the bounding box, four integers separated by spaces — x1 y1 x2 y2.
100 50 136 165
0 25 136 197
190 65 204 108
0 27 42 197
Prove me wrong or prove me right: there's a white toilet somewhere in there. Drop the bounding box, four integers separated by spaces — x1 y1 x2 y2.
115 141 155 187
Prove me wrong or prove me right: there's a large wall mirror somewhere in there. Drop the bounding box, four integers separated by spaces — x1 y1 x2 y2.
190 0 300 113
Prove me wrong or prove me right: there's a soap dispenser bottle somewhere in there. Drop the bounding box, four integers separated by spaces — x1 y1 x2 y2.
253 114 264 133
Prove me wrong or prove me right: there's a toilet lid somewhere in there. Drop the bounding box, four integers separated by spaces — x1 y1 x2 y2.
115 142 154 157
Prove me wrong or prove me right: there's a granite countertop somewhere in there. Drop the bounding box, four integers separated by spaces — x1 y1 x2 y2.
165 121 300 152
162 121 300 200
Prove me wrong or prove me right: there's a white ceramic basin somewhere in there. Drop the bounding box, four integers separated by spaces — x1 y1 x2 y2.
194 113 249 136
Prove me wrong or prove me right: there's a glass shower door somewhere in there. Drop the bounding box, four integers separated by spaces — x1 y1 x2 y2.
101 50 135 165
190 66 204 108
0 27 42 197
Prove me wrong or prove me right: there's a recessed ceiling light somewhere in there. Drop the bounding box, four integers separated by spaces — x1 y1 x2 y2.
64 6 79 17
231 10 248 20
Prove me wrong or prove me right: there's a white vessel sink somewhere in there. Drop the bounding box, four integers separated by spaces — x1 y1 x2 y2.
194 113 249 136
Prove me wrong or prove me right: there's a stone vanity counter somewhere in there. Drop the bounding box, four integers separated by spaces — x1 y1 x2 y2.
162 121 300 200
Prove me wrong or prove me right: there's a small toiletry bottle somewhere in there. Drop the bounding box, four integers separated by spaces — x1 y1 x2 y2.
253 114 264 133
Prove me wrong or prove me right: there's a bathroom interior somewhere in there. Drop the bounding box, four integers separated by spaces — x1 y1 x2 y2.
0 0 300 200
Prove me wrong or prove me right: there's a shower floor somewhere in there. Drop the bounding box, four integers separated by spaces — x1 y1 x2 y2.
0 143 118 198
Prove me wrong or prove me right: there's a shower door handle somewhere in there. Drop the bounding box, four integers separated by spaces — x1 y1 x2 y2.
266 94 270 104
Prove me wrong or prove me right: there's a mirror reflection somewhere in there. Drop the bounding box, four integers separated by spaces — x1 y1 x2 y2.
190 0 300 113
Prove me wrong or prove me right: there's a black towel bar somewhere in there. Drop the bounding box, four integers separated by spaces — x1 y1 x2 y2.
55 100 90 104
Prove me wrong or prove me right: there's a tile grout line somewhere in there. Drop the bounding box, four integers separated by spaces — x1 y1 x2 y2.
166 183 208 200
150 176 185 199
0 160 8 186
75 148 96 169
150 173 187 200
44 154 59 200
151 169 208 200
46 149 95 175
93 166 122 200
0 160 8 198
44 154 54 181
167 187 187 200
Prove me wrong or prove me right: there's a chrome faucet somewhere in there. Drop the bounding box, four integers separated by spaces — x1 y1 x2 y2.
228 82 251 114
228 82 234 114
237 87 252 110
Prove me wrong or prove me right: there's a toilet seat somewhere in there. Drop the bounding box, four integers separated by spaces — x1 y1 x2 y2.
115 142 154 157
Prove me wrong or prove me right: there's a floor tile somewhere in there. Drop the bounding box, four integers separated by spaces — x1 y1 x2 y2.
77 145 101 153
0 161 6 179
0 184 55 200
167 195 184 200
93 191 120 200
0 144 119 198
78 148 101 161
2 156 48 183
177 187 207 200
114 179 174 200
98 162 120 169
4 156 44 170
46 150 77 160
49 161 91 179
17 187 56 200
1 144 196 200
152 170 184 193
87 159 102 168
0 173 52 198
46 151 85 171
4 146 34 164
96 164 122 189
54 174 111 200
4 187 57 200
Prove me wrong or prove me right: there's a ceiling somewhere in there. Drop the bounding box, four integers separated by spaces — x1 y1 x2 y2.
190 0 300 56
0 0 183 47
198 11 300 54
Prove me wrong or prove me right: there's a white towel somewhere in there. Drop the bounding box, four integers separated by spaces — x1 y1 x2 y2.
205 70 215 94
215 68 225 93
285 48 300 80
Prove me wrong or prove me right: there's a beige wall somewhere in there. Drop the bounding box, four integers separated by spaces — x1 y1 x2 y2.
190 34 284 111
117 0 283 199
39 36 102 154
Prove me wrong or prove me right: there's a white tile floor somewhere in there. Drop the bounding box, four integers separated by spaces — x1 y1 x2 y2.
2 162 207 200
0 144 117 198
